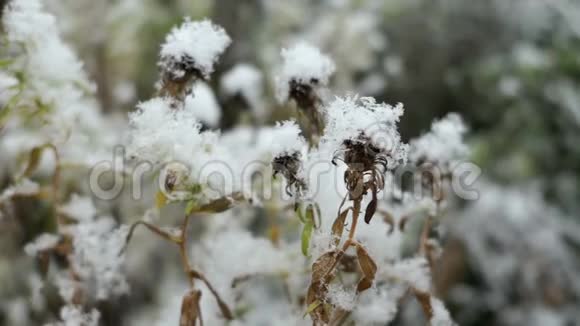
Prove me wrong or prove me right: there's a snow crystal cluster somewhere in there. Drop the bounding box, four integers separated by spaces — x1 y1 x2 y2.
410 113 469 164
276 42 336 103
270 120 308 158
221 64 265 119
159 18 231 80
1 2 469 325
23 195 130 303
184 82 222 128
45 305 100 326
0 0 121 167
323 95 409 169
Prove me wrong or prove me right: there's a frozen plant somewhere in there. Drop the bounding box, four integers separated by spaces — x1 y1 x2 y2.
221 63 266 123
158 18 231 100
276 42 336 142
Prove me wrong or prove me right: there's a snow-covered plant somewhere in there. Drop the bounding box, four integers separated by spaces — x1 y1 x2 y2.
276 42 335 143
0 2 481 325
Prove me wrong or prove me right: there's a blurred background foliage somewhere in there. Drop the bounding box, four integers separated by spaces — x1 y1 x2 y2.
1 0 580 325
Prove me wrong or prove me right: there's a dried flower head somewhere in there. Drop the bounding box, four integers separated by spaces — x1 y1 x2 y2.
158 18 231 98
325 96 407 219
270 121 308 197
276 42 335 105
410 112 469 165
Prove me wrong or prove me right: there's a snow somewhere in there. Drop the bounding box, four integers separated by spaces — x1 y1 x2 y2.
221 63 265 119
59 194 97 222
46 305 100 326
0 179 39 201
67 217 130 300
270 120 308 158
327 282 356 310
184 82 222 127
385 257 432 292
430 296 455 326
24 233 60 256
276 42 335 102
159 18 231 79
409 113 469 164
128 96 204 163
322 95 408 169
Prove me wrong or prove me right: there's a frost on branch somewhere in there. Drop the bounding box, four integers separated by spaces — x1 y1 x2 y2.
159 18 231 96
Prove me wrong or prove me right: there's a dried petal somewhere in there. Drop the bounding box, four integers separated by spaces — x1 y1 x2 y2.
364 189 378 224
180 290 202 326
356 245 377 280
331 208 350 246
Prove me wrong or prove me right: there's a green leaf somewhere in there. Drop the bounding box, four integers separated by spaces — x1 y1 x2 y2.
0 58 13 69
305 204 315 223
303 300 322 318
301 221 314 256
185 200 197 215
295 204 306 223
19 145 55 180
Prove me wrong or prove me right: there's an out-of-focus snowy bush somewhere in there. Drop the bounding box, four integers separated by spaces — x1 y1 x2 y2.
1 0 579 326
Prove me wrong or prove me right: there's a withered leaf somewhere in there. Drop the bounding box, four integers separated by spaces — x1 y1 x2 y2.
364 191 378 224
120 221 181 256
303 300 322 317
20 144 56 180
311 250 338 282
356 277 373 293
356 245 377 280
180 290 202 326
413 288 434 320
197 192 244 213
36 251 51 277
331 208 350 246
190 270 233 320
329 307 351 325
380 210 395 234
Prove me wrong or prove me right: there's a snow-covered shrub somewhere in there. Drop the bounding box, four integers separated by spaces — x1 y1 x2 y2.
10 1 578 326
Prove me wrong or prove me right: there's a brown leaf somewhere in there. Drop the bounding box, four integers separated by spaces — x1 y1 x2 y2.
413 288 434 320
331 209 350 246
356 277 373 293
380 210 395 234
399 215 410 232
311 250 338 282
364 189 378 224
180 290 202 326
36 251 51 277
197 192 244 213
120 221 182 256
356 245 377 280
305 283 330 325
190 270 233 320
